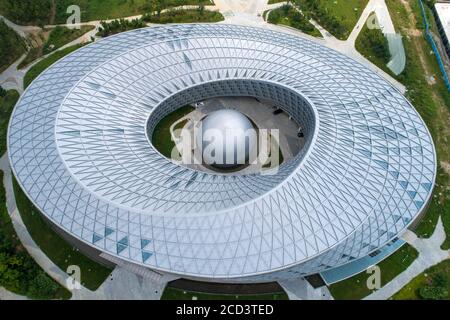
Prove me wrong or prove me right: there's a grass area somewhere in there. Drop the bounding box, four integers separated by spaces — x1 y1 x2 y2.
0 0 213 25
263 9 270 21
378 0 450 248
267 4 322 38
0 20 26 73
143 8 224 24
43 25 94 54
55 0 213 23
294 0 368 40
13 177 112 291
152 106 195 158
161 287 289 300
329 243 419 300
355 14 391 72
0 0 52 26
19 26 93 69
24 43 85 89
174 119 189 131
0 90 19 156
392 260 450 300
268 0 285 4
0 171 71 299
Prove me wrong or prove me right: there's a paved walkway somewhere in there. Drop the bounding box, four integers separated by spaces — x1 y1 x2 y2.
0 287 28 300
215 0 405 93
279 278 333 300
347 0 395 46
364 217 450 300
0 54 27 93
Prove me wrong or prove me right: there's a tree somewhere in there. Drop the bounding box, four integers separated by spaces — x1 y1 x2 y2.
27 272 59 298
198 4 205 16
419 286 448 300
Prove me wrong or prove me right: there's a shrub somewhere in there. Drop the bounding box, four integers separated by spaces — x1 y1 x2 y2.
431 273 448 288
97 18 146 37
419 286 448 300
267 4 319 37
27 272 60 299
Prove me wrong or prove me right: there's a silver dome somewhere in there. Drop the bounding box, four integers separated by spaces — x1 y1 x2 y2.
8 24 436 281
197 109 256 169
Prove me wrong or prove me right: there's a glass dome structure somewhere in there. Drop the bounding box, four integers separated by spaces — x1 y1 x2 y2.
197 109 256 169
8 24 436 282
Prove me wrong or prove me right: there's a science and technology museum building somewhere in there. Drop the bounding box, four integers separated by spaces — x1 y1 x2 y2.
8 24 436 284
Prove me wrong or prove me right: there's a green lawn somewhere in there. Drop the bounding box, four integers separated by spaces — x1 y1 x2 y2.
0 90 19 156
0 171 71 299
0 0 214 25
355 14 391 74
152 106 195 159
329 244 419 300
0 20 26 73
267 4 322 38
161 287 289 300
382 0 450 248
143 8 224 24
55 0 214 23
44 25 94 54
13 177 112 291
294 0 369 40
392 260 450 300
24 43 85 89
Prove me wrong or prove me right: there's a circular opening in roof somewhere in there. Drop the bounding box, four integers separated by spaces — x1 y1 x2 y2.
146 79 317 176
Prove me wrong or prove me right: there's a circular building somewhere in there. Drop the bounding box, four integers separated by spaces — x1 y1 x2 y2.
8 24 436 283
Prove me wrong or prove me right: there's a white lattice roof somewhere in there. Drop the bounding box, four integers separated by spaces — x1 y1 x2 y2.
8 24 436 280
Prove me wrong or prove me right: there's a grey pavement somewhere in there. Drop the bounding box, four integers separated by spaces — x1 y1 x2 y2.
0 54 27 93
365 217 449 300
0 0 442 301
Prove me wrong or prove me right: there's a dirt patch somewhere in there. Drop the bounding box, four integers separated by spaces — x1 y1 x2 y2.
441 161 450 176
407 28 422 37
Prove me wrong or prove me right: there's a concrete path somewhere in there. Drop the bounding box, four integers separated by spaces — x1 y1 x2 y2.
0 15 40 38
0 0 428 301
0 54 27 93
279 278 333 300
364 217 449 300
0 288 28 300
